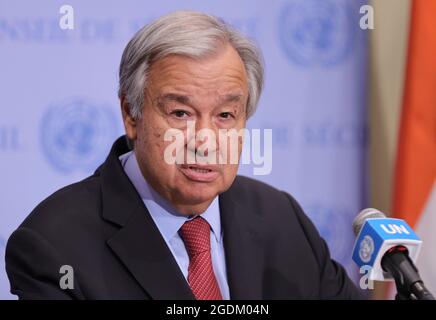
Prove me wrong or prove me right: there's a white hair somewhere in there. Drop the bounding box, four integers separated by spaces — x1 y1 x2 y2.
118 11 264 119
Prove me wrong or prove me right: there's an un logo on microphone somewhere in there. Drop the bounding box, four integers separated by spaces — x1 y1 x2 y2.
278 0 354 66
359 235 374 263
40 98 118 173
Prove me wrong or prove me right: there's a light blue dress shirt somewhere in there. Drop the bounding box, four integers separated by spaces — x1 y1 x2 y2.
119 151 230 299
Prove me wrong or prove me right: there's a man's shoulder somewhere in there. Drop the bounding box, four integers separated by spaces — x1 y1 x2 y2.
18 174 102 236
229 175 302 218
229 176 293 205
228 175 323 242
231 175 285 198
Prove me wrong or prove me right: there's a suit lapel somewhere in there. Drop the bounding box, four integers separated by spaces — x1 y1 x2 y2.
106 206 194 300
99 137 194 300
219 188 265 299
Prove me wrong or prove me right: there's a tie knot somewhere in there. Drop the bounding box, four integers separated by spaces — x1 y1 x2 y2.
179 216 211 257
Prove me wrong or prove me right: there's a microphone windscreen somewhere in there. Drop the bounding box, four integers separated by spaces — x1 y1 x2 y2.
352 208 386 237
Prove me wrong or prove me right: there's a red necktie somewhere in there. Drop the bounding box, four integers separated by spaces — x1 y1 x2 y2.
179 216 223 300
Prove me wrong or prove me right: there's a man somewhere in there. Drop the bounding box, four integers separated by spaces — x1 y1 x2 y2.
5 11 363 299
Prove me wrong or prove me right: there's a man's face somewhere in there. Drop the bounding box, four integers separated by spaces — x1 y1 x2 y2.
122 44 248 214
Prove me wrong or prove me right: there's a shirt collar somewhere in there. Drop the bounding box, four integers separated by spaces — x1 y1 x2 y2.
119 151 222 243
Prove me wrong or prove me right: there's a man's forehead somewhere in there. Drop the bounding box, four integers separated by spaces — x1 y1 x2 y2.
149 45 248 82
157 92 244 105
156 90 245 109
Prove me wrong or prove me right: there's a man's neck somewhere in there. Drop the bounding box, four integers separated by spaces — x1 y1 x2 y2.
171 199 215 216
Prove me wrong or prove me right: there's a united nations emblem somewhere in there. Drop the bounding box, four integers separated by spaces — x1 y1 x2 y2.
359 235 375 263
278 0 354 66
40 98 119 173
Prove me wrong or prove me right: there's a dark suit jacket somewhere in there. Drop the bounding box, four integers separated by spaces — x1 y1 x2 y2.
5 136 363 300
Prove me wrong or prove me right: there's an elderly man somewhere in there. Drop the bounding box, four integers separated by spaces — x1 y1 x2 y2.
6 11 363 300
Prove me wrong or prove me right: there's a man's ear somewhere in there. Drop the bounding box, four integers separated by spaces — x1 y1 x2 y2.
121 95 137 141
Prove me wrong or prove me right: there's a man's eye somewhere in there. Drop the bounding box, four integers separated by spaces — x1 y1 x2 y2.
172 110 189 118
219 112 233 119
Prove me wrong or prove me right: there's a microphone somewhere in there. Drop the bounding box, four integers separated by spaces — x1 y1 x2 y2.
352 208 435 300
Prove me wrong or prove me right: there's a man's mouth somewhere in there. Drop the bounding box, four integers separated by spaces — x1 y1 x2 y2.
188 166 212 173
178 164 220 182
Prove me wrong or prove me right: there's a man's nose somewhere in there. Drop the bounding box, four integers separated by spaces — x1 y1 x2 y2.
186 117 219 154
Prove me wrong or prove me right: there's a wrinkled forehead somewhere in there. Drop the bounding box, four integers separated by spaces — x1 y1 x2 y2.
146 46 249 99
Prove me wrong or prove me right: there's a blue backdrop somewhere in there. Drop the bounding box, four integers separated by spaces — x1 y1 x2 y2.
0 0 368 299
